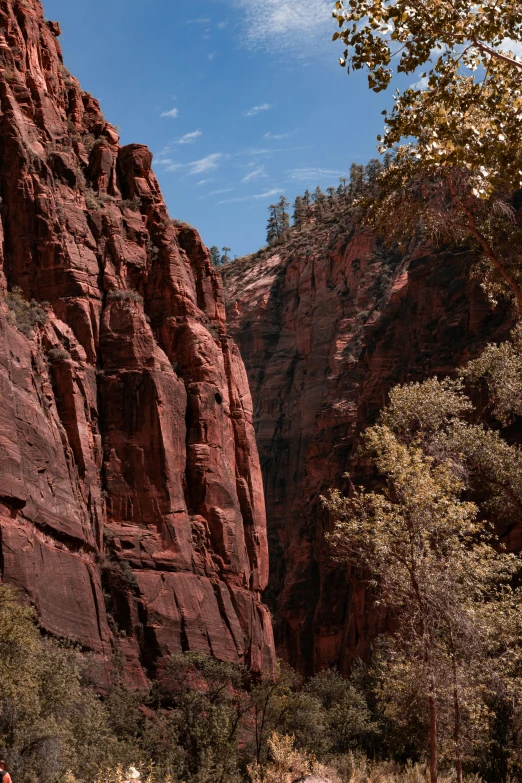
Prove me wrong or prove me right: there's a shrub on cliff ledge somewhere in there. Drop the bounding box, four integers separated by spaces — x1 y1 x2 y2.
106 289 144 304
6 287 48 337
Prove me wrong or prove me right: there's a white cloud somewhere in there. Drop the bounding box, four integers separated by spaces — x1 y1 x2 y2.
208 51 217 60
166 153 224 176
264 130 295 140
410 73 430 90
240 145 310 157
186 17 210 24
154 144 176 164
500 38 522 60
242 166 268 182
218 20 228 29
217 188 282 205
287 167 343 182
208 187 235 196
161 108 179 119
196 179 213 186
244 103 274 117
235 0 332 53
176 130 203 144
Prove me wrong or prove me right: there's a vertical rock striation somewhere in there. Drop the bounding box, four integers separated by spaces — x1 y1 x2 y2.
224 229 513 676
0 0 274 684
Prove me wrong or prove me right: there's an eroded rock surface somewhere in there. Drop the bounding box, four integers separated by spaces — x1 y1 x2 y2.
0 0 274 683
224 228 513 676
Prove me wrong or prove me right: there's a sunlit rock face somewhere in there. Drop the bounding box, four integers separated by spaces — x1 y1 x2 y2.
0 0 275 685
224 229 513 676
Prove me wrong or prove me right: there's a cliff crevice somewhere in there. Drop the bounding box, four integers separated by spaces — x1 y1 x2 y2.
225 227 513 676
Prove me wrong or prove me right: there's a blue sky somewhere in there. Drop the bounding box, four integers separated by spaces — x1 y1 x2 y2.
43 0 390 257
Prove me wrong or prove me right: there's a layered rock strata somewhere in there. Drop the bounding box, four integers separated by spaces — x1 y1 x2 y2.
224 229 513 676
0 0 275 684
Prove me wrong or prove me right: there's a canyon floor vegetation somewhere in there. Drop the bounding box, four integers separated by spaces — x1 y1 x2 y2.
0 577 518 783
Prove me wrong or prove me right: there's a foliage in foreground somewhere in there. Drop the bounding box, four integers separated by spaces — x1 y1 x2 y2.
92 742 484 783
0 584 376 783
1 565 520 783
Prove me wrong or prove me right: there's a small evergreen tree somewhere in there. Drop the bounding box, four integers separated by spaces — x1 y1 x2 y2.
364 159 383 197
209 246 222 267
266 197 290 245
221 246 232 264
293 196 306 230
312 186 325 204
349 163 365 201
312 186 326 217
266 204 280 246
277 195 291 241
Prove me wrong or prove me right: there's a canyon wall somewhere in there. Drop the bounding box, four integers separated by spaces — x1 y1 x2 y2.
224 228 514 676
0 0 275 684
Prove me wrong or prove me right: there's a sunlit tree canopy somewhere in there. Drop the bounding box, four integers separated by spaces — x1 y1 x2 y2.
333 0 522 309
333 0 522 193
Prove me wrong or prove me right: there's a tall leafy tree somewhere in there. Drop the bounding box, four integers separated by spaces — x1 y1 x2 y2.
333 0 522 190
324 327 522 783
324 418 522 783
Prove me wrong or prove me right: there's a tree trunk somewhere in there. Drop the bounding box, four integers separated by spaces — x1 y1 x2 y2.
412 568 438 783
429 679 438 783
422 633 438 783
450 636 463 783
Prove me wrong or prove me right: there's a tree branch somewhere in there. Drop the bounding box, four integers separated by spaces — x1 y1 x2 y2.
445 174 522 312
472 39 522 71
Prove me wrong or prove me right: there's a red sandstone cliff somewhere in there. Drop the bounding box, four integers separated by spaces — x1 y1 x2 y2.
224 226 513 677
0 0 275 683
